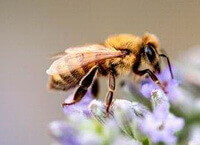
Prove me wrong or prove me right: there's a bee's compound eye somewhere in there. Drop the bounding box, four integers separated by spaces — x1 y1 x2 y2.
145 45 156 62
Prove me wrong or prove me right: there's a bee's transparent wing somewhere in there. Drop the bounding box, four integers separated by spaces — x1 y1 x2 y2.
46 44 123 75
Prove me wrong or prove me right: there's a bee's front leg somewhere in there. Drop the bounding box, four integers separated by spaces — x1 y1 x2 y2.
62 66 98 107
133 68 166 92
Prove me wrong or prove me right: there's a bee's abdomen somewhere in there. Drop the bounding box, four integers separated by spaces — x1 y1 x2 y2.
48 64 95 91
48 74 78 91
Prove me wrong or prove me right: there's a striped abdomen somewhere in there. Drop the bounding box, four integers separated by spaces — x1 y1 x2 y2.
48 63 96 91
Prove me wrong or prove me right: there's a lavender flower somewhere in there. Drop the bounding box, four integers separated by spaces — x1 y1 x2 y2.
89 99 141 139
89 100 109 123
49 121 81 145
89 99 149 139
63 90 93 117
112 136 142 145
139 90 185 145
188 125 200 145
50 89 186 145
140 67 181 102
112 100 136 138
49 112 141 145
49 114 104 145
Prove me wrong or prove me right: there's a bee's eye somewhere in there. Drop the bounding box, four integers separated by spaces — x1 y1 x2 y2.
145 44 156 62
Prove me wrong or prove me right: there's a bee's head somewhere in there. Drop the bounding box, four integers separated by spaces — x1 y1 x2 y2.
141 33 160 72
142 33 173 79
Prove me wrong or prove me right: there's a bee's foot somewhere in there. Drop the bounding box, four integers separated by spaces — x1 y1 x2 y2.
62 101 76 108
105 111 109 118
160 85 168 94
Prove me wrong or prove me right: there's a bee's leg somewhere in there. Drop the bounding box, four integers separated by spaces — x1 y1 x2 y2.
134 69 165 91
105 72 115 116
91 78 99 98
62 66 98 107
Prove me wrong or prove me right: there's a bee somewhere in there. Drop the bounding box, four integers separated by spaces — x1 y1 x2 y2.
46 33 173 113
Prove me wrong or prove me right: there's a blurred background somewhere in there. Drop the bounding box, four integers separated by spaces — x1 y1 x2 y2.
1 0 200 145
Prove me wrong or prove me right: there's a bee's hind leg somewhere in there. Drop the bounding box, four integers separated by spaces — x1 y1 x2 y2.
105 72 115 116
62 66 98 107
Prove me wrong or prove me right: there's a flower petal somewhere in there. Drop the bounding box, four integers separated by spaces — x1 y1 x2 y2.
49 121 81 145
63 91 93 117
88 100 108 123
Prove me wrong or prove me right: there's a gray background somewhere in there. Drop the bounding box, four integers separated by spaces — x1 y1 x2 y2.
1 0 200 145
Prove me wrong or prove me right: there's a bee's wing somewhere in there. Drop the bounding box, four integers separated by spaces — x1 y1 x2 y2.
46 44 123 75
49 52 66 60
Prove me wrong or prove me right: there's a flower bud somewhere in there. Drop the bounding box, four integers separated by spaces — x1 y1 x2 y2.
112 99 136 138
88 100 108 123
151 90 169 108
132 102 149 118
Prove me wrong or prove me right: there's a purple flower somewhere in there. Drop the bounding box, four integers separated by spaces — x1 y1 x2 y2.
140 112 184 145
139 90 185 145
188 125 200 145
112 100 137 138
89 100 109 123
49 119 103 145
49 121 81 145
89 99 149 139
112 136 142 145
140 67 181 102
63 90 93 117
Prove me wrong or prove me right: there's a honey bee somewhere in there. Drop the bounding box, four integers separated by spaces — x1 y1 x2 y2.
46 33 173 113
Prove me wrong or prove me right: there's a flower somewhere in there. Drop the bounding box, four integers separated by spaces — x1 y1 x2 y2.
49 114 104 145
89 99 149 139
89 99 110 123
50 89 185 145
112 136 142 145
80 133 102 145
112 100 136 138
49 112 140 145
188 125 200 145
139 90 185 145
49 121 81 145
140 67 182 102
63 90 93 117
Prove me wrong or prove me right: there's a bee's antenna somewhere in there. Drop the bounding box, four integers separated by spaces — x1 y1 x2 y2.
159 54 174 79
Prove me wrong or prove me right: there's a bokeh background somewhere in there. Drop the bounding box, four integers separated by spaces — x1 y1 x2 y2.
1 0 200 145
